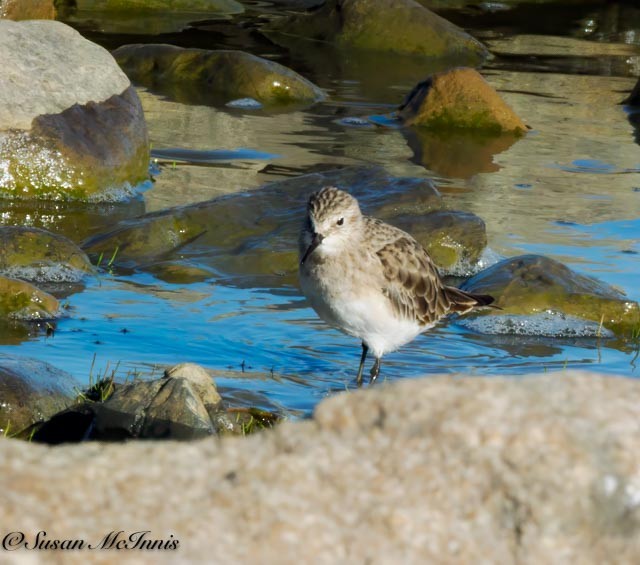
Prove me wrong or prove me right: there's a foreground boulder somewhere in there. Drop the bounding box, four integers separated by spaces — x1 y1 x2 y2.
0 355 78 435
0 0 55 19
461 254 640 336
113 44 325 106
265 0 488 61
399 68 528 134
0 226 94 282
0 20 149 200
0 275 59 320
1 372 640 562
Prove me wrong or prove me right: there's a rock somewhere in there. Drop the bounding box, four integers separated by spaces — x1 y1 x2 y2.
461 254 640 336
392 210 488 274
0 0 55 19
147 261 215 284
0 226 94 283
83 167 452 286
2 372 640 562
113 44 326 106
399 68 528 134
265 0 488 61
0 275 59 320
0 355 78 435
0 20 149 200
91 364 223 440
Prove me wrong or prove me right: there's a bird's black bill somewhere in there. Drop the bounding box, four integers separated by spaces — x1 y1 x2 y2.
300 233 324 265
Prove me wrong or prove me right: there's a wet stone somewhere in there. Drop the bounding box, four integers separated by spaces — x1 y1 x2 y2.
0 354 79 435
113 44 325 107
0 226 94 283
0 275 59 320
461 254 640 336
399 68 528 134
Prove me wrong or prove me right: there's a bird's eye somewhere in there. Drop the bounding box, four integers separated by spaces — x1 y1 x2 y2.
337 218 344 226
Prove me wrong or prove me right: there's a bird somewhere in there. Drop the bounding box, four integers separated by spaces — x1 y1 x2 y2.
298 186 495 386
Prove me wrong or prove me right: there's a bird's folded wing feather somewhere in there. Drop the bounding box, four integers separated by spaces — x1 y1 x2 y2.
374 232 450 326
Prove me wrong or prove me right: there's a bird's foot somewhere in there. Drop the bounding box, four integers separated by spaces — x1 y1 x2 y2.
369 358 381 384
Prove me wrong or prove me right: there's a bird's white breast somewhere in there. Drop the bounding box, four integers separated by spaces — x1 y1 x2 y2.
299 253 426 358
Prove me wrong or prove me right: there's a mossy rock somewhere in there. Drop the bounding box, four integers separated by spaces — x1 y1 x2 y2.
0 226 93 282
113 44 325 106
0 21 149 201
264 0 488 61
399 68 528 134
392 210 487 274
0 0 55 20
461 254 640 336
80 0 243 11
0 354 78 436
0 276 59 320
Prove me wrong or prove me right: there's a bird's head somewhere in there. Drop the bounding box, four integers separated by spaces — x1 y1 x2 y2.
300 186 363 265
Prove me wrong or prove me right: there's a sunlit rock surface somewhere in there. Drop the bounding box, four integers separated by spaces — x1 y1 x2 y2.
264 0 488 60
461 254 640 336
1 372 640 562
113 44 325 107
0 20 149 201
399 68 528 134
0 0 55 20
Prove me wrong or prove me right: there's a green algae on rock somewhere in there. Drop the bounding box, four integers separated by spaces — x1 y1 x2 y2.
0 355 79 436
0 276 59 320
392 210 488 274
113 44 326 107
0 226 94 282
461 254 640 336
0 20 149 201
399 68 528 134
264 0 488 61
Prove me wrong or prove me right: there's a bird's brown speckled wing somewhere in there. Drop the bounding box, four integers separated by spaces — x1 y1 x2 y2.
365 217 451 326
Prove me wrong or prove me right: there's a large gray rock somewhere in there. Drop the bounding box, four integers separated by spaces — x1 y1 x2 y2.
0 355 78 435
1 372 640 563
0 20 149 200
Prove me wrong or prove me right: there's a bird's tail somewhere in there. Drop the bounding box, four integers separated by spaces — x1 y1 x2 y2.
444 286 496 315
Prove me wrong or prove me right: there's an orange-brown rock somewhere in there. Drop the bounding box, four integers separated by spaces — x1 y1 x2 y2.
0 0 55 20
399 67 527 134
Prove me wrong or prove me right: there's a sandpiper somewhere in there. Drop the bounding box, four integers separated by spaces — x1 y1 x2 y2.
299 186 494 386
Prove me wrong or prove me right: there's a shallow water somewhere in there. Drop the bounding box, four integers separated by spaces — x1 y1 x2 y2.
1 0 640 415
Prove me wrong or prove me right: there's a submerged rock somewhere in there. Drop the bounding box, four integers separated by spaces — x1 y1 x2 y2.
0 226 94 283
113 44 325 107
0 20 149 201
84 167 489 285
461 254 640 336
399 68 527 134
84 167 493 283
0 275 59 320
0 0 55 19
0 355 78 435
265 0 488 61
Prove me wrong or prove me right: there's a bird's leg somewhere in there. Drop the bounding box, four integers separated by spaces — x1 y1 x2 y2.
370 357 381 384
356 343 368 387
